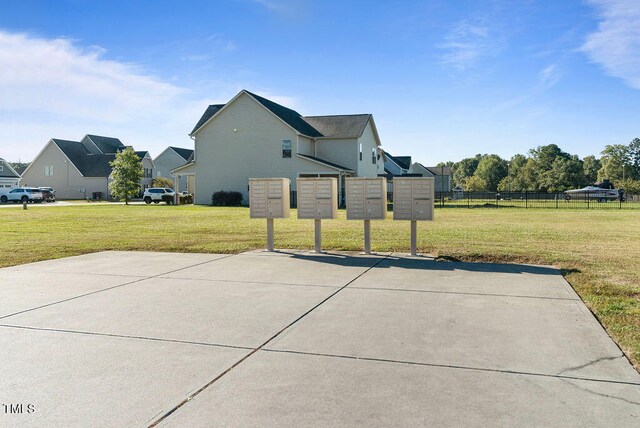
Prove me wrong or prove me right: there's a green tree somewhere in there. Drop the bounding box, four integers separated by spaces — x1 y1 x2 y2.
452 154 482 188
540 156 584 191
109 147 142 205
464 175 487 191
150 177 175 188
582 155 600 185
474 155 508 191
598 144 629 183
627 138 640 179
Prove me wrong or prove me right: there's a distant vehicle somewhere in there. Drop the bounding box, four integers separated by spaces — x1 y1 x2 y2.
564 186 620 202
143 187 175 204
0 187 44 203
39 187 56 202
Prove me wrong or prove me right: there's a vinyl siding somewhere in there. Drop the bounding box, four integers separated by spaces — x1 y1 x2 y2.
193 92 336 204
356 121 380 178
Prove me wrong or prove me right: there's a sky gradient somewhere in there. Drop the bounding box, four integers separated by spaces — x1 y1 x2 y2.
1 0 639 166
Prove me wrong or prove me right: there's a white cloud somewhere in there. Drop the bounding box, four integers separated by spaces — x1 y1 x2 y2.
438 19 496 71
582 0 640 89
538 64 562 89
0 30 299 161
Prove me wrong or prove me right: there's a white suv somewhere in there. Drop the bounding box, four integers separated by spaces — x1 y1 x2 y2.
143 188 176 204
0 188 44 204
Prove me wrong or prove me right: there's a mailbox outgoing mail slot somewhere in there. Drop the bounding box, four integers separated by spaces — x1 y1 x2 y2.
392 177 434 221
249 178 290 219
296 177 338 219
346 177 387 220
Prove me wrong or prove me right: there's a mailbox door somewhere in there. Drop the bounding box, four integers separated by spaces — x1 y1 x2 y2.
412 200 433 221
365 199 383 219
316 200 333 218
346 180 365 220
267 199 283 218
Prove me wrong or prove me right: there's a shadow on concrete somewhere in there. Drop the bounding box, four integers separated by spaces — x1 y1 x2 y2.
279 251 561 276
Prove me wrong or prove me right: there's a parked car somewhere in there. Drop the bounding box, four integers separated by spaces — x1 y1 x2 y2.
143 188 176 204
0 188 44 203
39 187 56 202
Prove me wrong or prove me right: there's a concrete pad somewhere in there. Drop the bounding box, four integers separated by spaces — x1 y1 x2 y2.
268 288 640 383
0 271 141 318
0 326 246 427
160 250 386 286
160 350 640 427
1 251 229 277
1 277 338 348
350 255 576 299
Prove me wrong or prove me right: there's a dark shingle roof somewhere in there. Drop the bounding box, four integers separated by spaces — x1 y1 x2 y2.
84 135 125 154
297 153 354 172
170 147 194 161
385 152 412 170
302 114 370 138
245 91 322 137
425 165 451 176
191 91 373 140
190 104 225 134
134 151 148 160
52 139 116 177
0 159 20 178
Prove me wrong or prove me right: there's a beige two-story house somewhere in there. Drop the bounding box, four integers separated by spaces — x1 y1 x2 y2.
180 90 383 205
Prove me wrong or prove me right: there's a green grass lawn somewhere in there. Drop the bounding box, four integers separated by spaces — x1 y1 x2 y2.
1 204 639 368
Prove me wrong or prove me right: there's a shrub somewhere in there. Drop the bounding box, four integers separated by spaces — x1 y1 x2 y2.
150 177 175 188
179 193 194 204
212 191 243 206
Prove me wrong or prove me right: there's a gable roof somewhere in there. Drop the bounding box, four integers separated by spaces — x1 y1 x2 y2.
134 151 149 159
385 152 412 170
170 147 194 161
190 90 375 141
245 91 322 137
191 104 225 134
84 135 125 154
425 165 451 176
297 154 354 172
302 114 371 138
0 159 21 178
52 139 117 177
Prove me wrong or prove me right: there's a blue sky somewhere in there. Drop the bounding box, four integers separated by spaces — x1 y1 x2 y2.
1 0 639 165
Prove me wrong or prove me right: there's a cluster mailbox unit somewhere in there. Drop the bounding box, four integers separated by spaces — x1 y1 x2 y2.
393 177 434 255
249 178 290 251
297 177 338 253
346 177 387 254
248 176 434 254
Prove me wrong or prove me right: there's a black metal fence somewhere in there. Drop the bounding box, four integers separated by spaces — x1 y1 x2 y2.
423 191 640 209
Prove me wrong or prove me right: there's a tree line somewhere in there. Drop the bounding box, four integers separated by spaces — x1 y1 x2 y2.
438 138 640 194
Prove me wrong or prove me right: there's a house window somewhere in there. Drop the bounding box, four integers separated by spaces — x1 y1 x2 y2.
359 143 363 161
372 148 376 164
282 140 292 158
0 166 3 171
157 171 162 177
44 166 54 176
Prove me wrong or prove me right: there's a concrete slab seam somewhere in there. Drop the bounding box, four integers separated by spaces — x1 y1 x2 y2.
259 348 640 388
347 286 582 301
0 324 255 352
0 254 237 321
147 254 392 428
157 276 339 289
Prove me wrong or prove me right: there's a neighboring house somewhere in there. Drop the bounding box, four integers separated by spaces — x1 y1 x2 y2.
135 150 156 190
154 146 194 192
411 162 452 192
0 158 21 192
183 90 383 205
383 151 412 176
21 134 154 199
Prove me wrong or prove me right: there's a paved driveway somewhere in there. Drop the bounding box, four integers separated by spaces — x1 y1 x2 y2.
0 251 638 427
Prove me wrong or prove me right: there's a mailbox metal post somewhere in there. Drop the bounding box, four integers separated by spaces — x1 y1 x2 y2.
364 220 371 254
346 177 387 254
296 177 338 254
266 218 275 251
314 219 322 253
249 178 290 252
410 220 417 256
392 177 434 256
